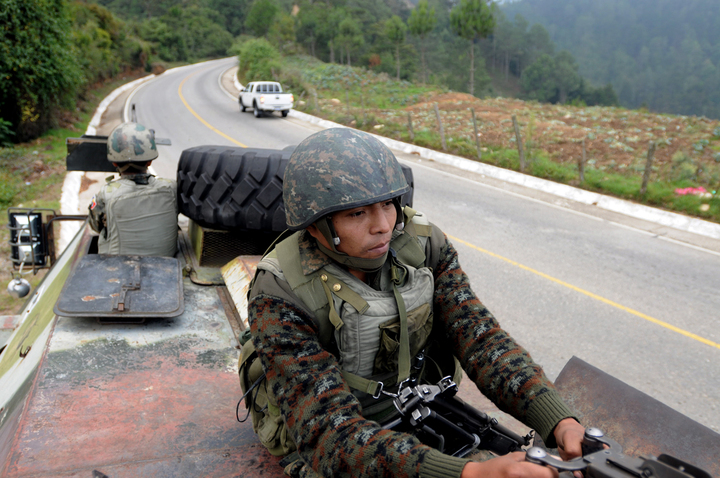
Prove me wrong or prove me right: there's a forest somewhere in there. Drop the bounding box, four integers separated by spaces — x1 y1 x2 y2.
1 0 617 143
502 0 720 119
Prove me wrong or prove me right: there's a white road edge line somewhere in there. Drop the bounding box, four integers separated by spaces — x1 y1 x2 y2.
409 160 720 258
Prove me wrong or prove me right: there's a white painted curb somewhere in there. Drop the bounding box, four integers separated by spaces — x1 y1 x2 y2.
287 109 720 240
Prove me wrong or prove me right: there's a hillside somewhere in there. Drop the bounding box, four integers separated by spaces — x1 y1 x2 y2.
501 0 720 119
283 55 719 222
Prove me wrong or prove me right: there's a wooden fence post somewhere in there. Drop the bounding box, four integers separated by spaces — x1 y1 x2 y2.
578 137 586 182
512 115 525 172
407 112 415 141
640 141 656 195
434 103 447 151
471 108 481 159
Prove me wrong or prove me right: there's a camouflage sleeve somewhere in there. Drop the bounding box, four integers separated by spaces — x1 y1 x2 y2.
249 271 469 478
87 189 106 234
431 229 577 445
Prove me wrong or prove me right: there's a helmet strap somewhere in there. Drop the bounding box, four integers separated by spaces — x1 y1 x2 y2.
392 198 405 231
316 242 388 273
314 217 388 273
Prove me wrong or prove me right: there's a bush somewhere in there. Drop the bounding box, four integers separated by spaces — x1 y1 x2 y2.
237 38 282 82
1 0 83 141
670 151 697 181
0 119 15 147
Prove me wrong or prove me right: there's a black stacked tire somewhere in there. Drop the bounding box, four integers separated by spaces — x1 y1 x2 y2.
177 145 415 232
177 146 288 232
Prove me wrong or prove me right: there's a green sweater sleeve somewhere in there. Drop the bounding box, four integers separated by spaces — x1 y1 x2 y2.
248 227 577 477
430 229 577 445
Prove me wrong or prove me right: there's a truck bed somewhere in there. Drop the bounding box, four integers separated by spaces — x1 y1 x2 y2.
0 227 529 477
1 229 284 477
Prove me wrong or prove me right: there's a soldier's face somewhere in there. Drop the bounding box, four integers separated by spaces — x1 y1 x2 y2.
309 200 396 259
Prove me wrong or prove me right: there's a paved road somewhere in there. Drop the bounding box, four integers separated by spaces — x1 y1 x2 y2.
127 58 720 431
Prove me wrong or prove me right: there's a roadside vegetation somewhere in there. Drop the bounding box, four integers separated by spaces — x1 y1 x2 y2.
241 50 720 224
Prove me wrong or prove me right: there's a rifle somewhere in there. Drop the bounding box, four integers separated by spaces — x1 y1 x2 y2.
381 376 532 457
526 427 712 478
381 377 714 478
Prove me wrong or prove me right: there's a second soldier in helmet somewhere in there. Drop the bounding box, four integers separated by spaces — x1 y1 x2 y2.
245 128 586 478
88 122 178 256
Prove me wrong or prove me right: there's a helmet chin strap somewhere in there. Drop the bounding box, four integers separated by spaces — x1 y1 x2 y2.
313 199 405 273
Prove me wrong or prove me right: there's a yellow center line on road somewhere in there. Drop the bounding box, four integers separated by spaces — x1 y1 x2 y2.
178 69 247 147
448 234 720 351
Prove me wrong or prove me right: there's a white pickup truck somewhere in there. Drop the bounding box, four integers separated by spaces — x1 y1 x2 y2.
239 81 294 118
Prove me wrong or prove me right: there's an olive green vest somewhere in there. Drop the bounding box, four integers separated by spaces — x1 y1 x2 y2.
98 176 178 256
238 208 461 457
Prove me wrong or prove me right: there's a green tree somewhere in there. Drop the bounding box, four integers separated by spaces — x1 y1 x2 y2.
245 0 278 37
553 51 582 104
268 12 296 52
140 17 187 61
208 0 249 36
336 17 364 66
385 16 407 80
521 51 584 104
237 37 281 82
0 0 83 141
321 8 346 63
141 6 232 62
296 3 322 57
407 0 436 84
450 0 495 96
521 53 557 102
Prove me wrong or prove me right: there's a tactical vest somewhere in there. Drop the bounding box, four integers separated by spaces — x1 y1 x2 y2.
238 208 461 457
98 176 178 256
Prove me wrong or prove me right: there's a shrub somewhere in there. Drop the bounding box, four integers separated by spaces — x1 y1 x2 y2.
237 38 282 83
670 151 697 181
0 119 15 147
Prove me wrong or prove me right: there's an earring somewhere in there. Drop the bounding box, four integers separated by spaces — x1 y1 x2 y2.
395 221 405 231
333 237 341 245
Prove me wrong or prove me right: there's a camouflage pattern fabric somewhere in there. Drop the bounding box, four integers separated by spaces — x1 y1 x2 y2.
283 128 410 230
107 122 158 164
248 225 577 478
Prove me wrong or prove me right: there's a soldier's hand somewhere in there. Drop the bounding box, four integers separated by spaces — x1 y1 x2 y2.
460 453 558 478
553 417 586 478
553 418 585 461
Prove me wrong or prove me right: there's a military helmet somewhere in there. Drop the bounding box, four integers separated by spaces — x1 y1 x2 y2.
283 128 410 230
107 122 158 164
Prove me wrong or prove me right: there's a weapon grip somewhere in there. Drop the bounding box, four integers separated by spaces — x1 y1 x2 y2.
581 428 606 456
525 447 586 472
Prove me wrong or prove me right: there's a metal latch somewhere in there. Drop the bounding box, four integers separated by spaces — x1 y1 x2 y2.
112 262 140 312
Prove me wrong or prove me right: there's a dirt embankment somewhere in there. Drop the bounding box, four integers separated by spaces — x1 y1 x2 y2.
405 92 720 178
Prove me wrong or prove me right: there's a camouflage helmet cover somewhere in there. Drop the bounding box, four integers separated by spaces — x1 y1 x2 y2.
107 122 158 163
284 128 410 230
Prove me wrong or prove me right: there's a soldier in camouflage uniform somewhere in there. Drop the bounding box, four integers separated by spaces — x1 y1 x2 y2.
246 128 585 478
88 122 178 256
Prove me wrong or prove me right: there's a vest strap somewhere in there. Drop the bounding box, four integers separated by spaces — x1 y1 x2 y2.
318 269 369 330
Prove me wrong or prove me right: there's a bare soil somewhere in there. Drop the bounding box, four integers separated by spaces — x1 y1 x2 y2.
402 92 720 180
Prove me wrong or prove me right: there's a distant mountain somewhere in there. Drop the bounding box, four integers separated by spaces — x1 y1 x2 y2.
501 0 720 118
